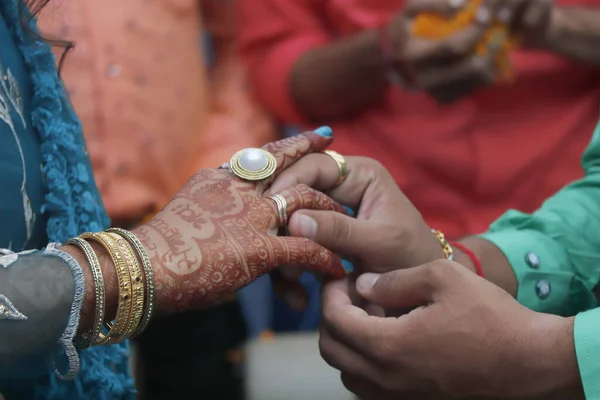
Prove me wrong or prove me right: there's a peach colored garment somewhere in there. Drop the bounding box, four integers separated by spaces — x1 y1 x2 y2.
197 0 278 169
38 0 276 223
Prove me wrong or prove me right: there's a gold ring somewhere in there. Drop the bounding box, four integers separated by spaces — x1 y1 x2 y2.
324 150 347 186
230 148 277 181
267 194 288 227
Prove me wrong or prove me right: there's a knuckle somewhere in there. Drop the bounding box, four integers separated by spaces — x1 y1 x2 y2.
421 261 446 285
330 213 350 243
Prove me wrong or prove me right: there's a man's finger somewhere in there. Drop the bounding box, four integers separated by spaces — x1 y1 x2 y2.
268 236 347 277
355 262 454 309
261 127 334 186
288 210 378 261
266 153 342 195
319 325 377 382
322 278 396 356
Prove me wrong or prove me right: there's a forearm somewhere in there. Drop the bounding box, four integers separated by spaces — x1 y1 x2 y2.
291 29 388 121
541 6 600 67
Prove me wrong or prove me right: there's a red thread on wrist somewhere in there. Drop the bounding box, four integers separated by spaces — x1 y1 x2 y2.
451 242 484 278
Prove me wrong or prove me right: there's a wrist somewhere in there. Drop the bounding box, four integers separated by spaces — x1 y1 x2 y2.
450 241 482 277
523 314 584 398
61 243 118 332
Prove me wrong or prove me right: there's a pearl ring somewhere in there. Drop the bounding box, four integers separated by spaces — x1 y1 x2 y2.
229 148 277 181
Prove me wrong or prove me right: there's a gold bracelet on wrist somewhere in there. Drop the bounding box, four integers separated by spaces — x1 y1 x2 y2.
80 232 133 345
66 237 106 349
107 227 155 338
431 229 454 261
105 232 145 339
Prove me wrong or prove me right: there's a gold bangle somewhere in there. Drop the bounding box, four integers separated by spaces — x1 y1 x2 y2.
431 229 454 261
66 237 106 349
105 232 145 340
80 232 133 345
107 227 155 338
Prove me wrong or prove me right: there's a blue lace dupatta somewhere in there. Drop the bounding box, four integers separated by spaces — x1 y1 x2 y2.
0 1 135 398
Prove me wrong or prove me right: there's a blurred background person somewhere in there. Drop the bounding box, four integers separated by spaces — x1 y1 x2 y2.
239 0 600 241
39 0 277 398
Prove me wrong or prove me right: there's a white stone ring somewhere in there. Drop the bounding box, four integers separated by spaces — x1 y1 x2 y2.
229 148 277 181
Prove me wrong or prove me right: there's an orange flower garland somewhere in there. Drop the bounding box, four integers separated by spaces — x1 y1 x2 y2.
412 0 519 82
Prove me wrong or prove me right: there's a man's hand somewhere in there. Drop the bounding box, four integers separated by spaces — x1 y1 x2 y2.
319 263 583 399
484 0 554 47
268 155 449 308
387 0 503 103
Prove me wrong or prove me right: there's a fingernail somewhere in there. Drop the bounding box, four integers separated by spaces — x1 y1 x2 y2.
285 292 305 310
357 273 380 292
343 206 355 217
297 214 318 238
342 258 354 273
314 126 333 138
476 6 491 24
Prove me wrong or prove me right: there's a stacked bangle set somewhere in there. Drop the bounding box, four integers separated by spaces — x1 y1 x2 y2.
67 228 155 348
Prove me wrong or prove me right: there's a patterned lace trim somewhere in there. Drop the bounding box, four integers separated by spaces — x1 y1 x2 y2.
44 243 85 381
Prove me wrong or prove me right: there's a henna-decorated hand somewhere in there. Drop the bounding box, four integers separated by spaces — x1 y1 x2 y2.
132 130 347 313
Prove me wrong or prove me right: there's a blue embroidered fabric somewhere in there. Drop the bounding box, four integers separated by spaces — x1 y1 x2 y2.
0 1 135 398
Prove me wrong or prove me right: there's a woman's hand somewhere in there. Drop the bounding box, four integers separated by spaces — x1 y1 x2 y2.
387 0 502 104
319 264 583 399
133 130 347 313
268 155 446 307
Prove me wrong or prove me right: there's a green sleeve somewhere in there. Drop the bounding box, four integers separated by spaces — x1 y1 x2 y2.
574 309 600 399
480 122 600 316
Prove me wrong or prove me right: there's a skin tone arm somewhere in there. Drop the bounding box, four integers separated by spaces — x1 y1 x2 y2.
291 30 387 121
454 236 518 296
291 0 493 120
544 7 600 66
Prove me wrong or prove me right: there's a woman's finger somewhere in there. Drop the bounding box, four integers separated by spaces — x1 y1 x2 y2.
266 184 347 229
261 127 334 186
268 236 347 277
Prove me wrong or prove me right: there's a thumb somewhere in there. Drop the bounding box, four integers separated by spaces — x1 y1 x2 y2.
288 210 376 260
356 265 445 309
